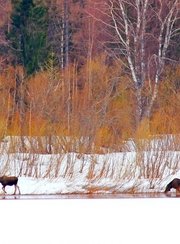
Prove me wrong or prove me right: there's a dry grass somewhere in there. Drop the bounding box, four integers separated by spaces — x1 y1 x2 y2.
0 134 179 193
135 134 180 188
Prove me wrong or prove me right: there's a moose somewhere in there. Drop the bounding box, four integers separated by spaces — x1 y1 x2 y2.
165 178 180 194
0 176 21 195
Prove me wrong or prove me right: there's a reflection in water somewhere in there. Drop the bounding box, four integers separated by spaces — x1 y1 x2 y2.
0 194 20 200
0 192 179 200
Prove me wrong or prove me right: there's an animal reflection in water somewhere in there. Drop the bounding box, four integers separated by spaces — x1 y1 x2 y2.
0 176 21 195
165 178 180 195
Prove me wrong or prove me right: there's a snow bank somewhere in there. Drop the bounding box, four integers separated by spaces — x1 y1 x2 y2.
0 135 179 194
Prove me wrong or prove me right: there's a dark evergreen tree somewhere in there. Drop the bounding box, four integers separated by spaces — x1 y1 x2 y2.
6 0 49 137
8 0 49 75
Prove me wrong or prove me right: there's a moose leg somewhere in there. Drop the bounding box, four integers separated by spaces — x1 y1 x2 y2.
13 185 16 195
2 186 7 194
14 184 21 195
14 185 21 195
17 185 21 194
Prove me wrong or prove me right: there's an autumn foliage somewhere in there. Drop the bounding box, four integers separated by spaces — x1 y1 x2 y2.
0 0 179 153
0 59 178 152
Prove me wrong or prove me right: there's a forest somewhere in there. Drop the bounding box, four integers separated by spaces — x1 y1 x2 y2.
0 0 179 153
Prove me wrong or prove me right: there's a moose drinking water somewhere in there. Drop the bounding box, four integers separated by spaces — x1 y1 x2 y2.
0 176 21 195
165 178 180 195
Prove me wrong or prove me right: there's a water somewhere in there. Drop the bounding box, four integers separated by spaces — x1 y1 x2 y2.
0 192 178 200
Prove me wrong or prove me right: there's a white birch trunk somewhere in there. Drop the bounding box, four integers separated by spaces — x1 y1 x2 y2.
109 0 179 125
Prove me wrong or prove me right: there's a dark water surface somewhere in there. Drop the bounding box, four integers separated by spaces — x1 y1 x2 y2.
0 192 178 200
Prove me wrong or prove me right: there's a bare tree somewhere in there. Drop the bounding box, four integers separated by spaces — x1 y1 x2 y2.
107 0 179 125
47 0 70 69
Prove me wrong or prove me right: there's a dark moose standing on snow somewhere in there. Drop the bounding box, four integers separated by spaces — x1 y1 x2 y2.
0 176 21 195
165 178 180 194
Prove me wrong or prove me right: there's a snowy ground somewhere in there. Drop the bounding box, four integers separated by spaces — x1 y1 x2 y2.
0 150 179 195
0 134 179 194
0 198 179 244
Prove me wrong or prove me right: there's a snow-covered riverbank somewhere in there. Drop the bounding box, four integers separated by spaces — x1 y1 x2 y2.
0 150 179 194
0 135 179 194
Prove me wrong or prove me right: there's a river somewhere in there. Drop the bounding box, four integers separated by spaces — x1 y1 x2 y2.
0 191 178 200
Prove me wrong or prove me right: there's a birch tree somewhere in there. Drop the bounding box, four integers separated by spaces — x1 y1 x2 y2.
107 0 179 126
47 0 70 69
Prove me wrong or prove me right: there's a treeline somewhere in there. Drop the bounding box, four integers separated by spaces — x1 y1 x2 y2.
0 0 179 151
